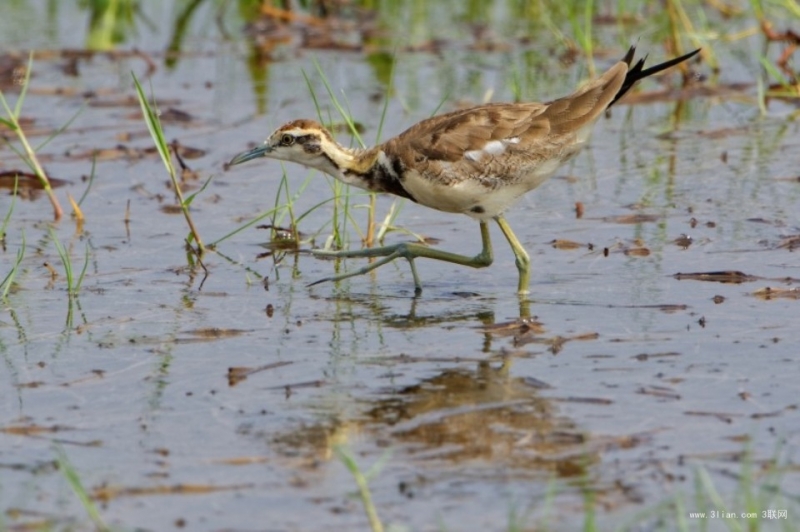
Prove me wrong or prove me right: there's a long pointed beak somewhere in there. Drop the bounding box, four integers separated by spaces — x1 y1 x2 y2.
229 144 272 166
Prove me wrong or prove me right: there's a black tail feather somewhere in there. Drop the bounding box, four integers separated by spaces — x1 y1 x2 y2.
609 46 700 107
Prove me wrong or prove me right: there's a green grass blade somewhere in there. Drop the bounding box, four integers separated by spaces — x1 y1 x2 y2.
208 206 281 247
302 69 323 122
131 71 203 253
184 174 214 207
293 196 337 226
697 467 742 532
311 57 365 147
334 446 384 532
1 174 19 240
56 448 109 531
13 52 35 118
35 102 85 152
75 244 90 293
1 231 25 300
78 156 97 207
49 228 74 292
0 89 16 121
131 72 173 177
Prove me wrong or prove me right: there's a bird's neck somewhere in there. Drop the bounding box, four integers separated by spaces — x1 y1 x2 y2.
310 136 413 200
318 141 392 189
325 144 378 179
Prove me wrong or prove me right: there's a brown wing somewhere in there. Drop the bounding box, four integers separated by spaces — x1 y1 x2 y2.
536 61 627 136
386 61 629 164
389 102 549 163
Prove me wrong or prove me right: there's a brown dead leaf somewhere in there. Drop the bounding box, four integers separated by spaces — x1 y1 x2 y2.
673 271 758 283
649 304 689 313
684 411 742 424
697 125 752 139
182 328 249 339
93 482 253 502
603 213 661 224
15 381 45 389
636 386 681 400
212 456 269 465
159 107 194 123
478 317 545 337
776 235 800 250
0 424 71 436
550 239 583 250
0 171 70 191
172 329 251 345
227 361 293 386
752 287 800 300
159 204 184 215
624 247 650 257
552 396 613 405
633 352 680 361
515 331 599 354
674 234 693 248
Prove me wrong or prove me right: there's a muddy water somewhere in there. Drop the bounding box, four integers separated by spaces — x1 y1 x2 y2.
1 1 799 531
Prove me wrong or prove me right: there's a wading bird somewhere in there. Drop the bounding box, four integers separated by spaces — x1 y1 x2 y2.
230 46 699 294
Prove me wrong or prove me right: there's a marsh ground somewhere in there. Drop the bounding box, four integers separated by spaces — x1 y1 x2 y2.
1 1 799 530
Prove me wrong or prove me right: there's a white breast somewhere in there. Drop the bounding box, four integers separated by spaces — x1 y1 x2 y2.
398 134 581 220
401 168 536 220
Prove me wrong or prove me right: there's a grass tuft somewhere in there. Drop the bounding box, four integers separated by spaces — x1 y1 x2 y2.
49 228 90 297
131 72 205 259
0 53 64 220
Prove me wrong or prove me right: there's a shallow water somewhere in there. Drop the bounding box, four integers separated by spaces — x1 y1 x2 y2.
1 1 799 530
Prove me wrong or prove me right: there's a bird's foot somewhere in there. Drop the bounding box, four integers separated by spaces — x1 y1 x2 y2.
309 243 423 292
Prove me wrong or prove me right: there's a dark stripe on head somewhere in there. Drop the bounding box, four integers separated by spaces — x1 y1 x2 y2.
296 134 321 154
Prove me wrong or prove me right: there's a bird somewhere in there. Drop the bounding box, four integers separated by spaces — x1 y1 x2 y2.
229 46 700 295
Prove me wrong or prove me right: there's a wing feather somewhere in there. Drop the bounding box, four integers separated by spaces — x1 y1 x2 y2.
385 61 628 165
388 103 548 163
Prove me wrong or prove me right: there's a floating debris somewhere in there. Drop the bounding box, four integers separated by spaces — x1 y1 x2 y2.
602 213 661 224
753 287 800 300
228 361 293 386
550 239 583 250
674 234 693 249
673 271 758 283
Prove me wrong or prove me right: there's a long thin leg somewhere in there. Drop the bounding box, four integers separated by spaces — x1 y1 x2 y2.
494 215 531 295
310 220 494 293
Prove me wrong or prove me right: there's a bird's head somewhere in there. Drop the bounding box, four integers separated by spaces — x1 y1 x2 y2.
229 119 345 176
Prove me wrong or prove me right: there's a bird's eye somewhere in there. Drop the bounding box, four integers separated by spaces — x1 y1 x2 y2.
280 134 294 146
